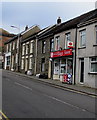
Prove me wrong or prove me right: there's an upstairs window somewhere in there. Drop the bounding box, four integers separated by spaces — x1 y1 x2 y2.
22 44 25 55
6 44 8 52
55 36 60 51
26 43 29 54
90 57 97 73
30 40 34 53
42 41 46 53
96 26 97 44
9 43 12 52
50 38 54 52
80 30 86 47
65 33 71 49
13 42 15 50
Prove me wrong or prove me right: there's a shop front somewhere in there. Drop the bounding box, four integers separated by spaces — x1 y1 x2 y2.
50 49 73 83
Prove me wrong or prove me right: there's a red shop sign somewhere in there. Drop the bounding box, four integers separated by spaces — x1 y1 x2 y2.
50 49 72 58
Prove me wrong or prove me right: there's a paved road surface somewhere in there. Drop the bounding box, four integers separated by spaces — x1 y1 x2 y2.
2 70 97 118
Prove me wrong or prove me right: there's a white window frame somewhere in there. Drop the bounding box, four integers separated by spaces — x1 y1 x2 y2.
90 57 97 73
30 40 34 53
80 30 86 48
13 42 15 50
65 33 71 49
6 44 8 52
17 39 19 49
55 36 60 51
26 43 29 54
50 38 54 52
42 41 46 53
9 43 12 52
15 53 18 63
29 57 32 69
22 44 25 55
21 57 24 69
96 26 97 44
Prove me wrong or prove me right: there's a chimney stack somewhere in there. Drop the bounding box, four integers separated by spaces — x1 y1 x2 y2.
25 25 28 31
95 1 97 9
57 17 61 24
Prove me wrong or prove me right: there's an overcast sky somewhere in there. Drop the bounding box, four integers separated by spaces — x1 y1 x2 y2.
1 1 97 34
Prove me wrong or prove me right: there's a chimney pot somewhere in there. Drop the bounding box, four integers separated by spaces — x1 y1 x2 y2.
57 17 61 24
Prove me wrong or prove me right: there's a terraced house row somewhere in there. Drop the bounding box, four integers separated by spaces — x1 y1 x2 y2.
4 9 97 88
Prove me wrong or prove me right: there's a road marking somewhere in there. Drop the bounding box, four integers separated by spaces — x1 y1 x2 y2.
49 84 97 98
0 110 9 120
14 82 32 91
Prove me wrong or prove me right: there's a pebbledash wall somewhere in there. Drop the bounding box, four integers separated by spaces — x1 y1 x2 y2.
76 21 97 88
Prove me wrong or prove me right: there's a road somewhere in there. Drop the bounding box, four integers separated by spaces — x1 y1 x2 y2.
2 70 97 118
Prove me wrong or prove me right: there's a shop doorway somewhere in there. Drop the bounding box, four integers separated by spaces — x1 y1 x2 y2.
80 58 84 83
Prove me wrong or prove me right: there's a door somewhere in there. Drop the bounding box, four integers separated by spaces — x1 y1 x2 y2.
80 58 84 83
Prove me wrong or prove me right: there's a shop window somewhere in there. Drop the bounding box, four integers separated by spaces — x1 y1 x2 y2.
7 56 10 66
42 41 46 53
67 58 72 74
90 57 97 73
80 30 86 47
60 59 66 73
65 33 71 49
55 36 60 51
41 58 45 72
54 60 59 74
50 38 54 52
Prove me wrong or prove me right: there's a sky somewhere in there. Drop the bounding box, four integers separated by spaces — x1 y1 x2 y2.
1 1 97 34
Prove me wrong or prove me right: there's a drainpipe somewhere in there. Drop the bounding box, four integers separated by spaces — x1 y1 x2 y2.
34 35 38 75
74 27 77 85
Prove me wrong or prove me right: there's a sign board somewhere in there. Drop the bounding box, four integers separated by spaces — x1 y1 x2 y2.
67 41 73 48
50 49 72 58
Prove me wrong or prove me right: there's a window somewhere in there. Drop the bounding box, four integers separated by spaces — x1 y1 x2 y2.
55 36 60 51
50 38 54 52
7 56 10 66
13 42 15 50
6 44 8 52
42 41 46 53
15 53 18 63
17 39 19 49
21 58 24 69
90 57 97 73
26 44 29 54
65 33 71 49
30 41 33 53
96 26 97 44
80 30 86 47
41 58 45 72
29 57 32 69
9 43 12 51
22 44 25 55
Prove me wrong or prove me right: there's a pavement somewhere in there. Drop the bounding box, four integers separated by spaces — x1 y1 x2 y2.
2 70 97 97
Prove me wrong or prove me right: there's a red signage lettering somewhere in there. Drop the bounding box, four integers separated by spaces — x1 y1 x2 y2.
50 49 72 58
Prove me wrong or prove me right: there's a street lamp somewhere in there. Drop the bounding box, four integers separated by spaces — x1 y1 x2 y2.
11 25 20 72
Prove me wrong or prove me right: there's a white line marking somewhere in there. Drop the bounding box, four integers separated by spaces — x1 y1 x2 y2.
14 82 32 91
43 94 84 110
